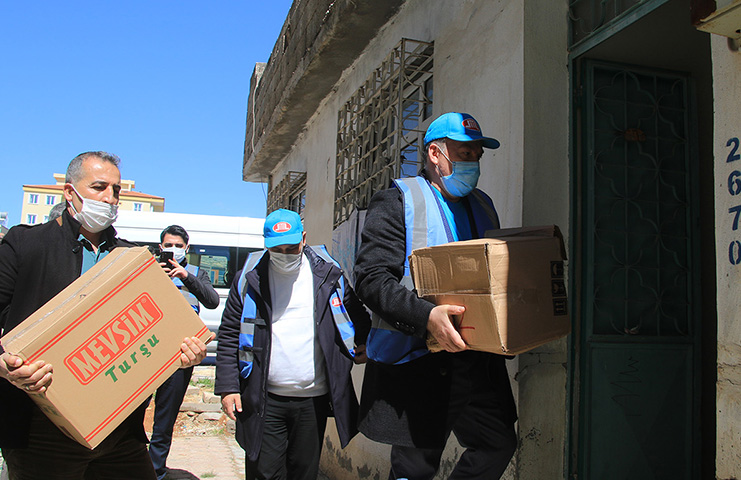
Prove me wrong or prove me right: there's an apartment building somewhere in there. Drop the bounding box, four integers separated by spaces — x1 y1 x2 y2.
21 173 164 225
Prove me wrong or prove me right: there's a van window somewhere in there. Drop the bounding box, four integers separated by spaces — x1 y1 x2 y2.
188 245 230 288
141 242 260 290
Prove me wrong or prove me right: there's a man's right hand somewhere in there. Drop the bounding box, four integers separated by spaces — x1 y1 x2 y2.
0 352 53 394
426 304 467 353
221 393 242 421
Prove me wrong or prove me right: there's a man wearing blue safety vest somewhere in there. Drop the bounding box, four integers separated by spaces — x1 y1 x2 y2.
215 209 371 480
354 112 518 480
149 225 219 480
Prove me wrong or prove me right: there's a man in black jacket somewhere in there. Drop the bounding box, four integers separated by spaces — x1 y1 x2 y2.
215 209 370 480
149 225 220 480
354 113 518 480
0 151 210 480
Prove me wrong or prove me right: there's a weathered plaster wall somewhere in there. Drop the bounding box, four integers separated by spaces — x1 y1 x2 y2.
518 1 570 477
267 0 571 477
712 34 741 480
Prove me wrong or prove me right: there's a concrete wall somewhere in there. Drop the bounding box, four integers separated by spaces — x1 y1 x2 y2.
268 0 571 478
712 35 741 480
518 1 570 476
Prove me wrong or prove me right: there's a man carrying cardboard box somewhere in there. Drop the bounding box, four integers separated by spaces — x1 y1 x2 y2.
354 113 518 479
0 152 211 480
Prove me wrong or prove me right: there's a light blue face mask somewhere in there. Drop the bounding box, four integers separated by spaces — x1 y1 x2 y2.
438 150 481 197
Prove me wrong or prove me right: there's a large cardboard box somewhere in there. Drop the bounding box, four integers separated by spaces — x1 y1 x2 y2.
0 247 211 448
409 225 570 355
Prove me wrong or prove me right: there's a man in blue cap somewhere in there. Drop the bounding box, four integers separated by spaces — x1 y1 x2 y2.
354 113 518 479
215 209 371 480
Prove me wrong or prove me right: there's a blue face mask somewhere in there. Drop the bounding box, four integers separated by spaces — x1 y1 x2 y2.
438 150 481 198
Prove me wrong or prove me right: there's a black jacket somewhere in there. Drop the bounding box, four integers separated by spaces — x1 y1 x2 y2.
177 259 220 310
353 182 516 448
214 246 370 462
0 210 148 449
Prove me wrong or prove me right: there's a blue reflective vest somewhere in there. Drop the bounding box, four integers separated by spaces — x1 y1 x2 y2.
236 245 356 379
172 263 201 313
365 176 500 365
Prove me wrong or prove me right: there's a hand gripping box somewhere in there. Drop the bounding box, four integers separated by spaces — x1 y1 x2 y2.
0 247 211 448
409 226 570 355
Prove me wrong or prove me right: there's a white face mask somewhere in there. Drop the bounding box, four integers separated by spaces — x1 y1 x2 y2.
69 186 118 233
162 246 187 263
269 251 303 274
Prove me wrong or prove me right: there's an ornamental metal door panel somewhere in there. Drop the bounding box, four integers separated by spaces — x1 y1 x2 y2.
577 60 700 479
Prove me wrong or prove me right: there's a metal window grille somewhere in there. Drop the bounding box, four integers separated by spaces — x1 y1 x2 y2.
334 38 434 228
267 171 307 218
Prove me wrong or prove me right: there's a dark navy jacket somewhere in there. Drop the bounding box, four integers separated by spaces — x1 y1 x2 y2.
214 246 370 462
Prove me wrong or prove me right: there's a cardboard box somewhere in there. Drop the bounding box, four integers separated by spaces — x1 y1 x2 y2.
409 225 570 355
0 247 211 448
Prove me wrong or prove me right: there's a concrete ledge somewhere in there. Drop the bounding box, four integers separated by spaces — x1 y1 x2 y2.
243 0 405 182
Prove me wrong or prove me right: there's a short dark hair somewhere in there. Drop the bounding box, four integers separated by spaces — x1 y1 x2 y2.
160 225 189 244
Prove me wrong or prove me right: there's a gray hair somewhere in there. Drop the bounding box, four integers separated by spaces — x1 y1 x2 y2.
48 202 67 221
421 138 447 167
65 151 121 184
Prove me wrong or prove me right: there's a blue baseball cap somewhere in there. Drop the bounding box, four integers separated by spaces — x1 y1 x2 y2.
264 209 304 248
424 112 500 149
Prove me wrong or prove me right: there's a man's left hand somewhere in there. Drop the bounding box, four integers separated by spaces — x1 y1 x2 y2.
353 344 368 364
178 332 215 368
167 260 189 280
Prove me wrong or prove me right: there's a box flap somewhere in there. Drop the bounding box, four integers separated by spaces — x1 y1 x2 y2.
410 242 498 296
484 225 567 259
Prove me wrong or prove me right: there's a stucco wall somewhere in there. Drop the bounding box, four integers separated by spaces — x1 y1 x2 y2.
518 1 570 477
269 0 570 478
712 35 741 480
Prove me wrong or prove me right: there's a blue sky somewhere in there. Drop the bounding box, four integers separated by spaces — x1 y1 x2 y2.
0 1 294 227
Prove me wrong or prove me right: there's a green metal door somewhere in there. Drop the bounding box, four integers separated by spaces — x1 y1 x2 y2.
576 60 700 479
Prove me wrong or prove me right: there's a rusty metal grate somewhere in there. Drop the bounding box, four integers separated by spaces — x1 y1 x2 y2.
267 171 307 218
334 38 434 227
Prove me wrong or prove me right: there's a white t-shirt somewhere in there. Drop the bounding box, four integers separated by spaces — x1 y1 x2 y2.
266 255 328 397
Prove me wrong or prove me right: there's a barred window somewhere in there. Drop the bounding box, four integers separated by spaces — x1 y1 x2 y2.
334 38 434 228
267 171 307 219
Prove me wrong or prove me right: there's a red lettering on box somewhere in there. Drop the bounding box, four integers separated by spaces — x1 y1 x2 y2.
64 293 163 385
84 325 210 443
28 256 156 363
